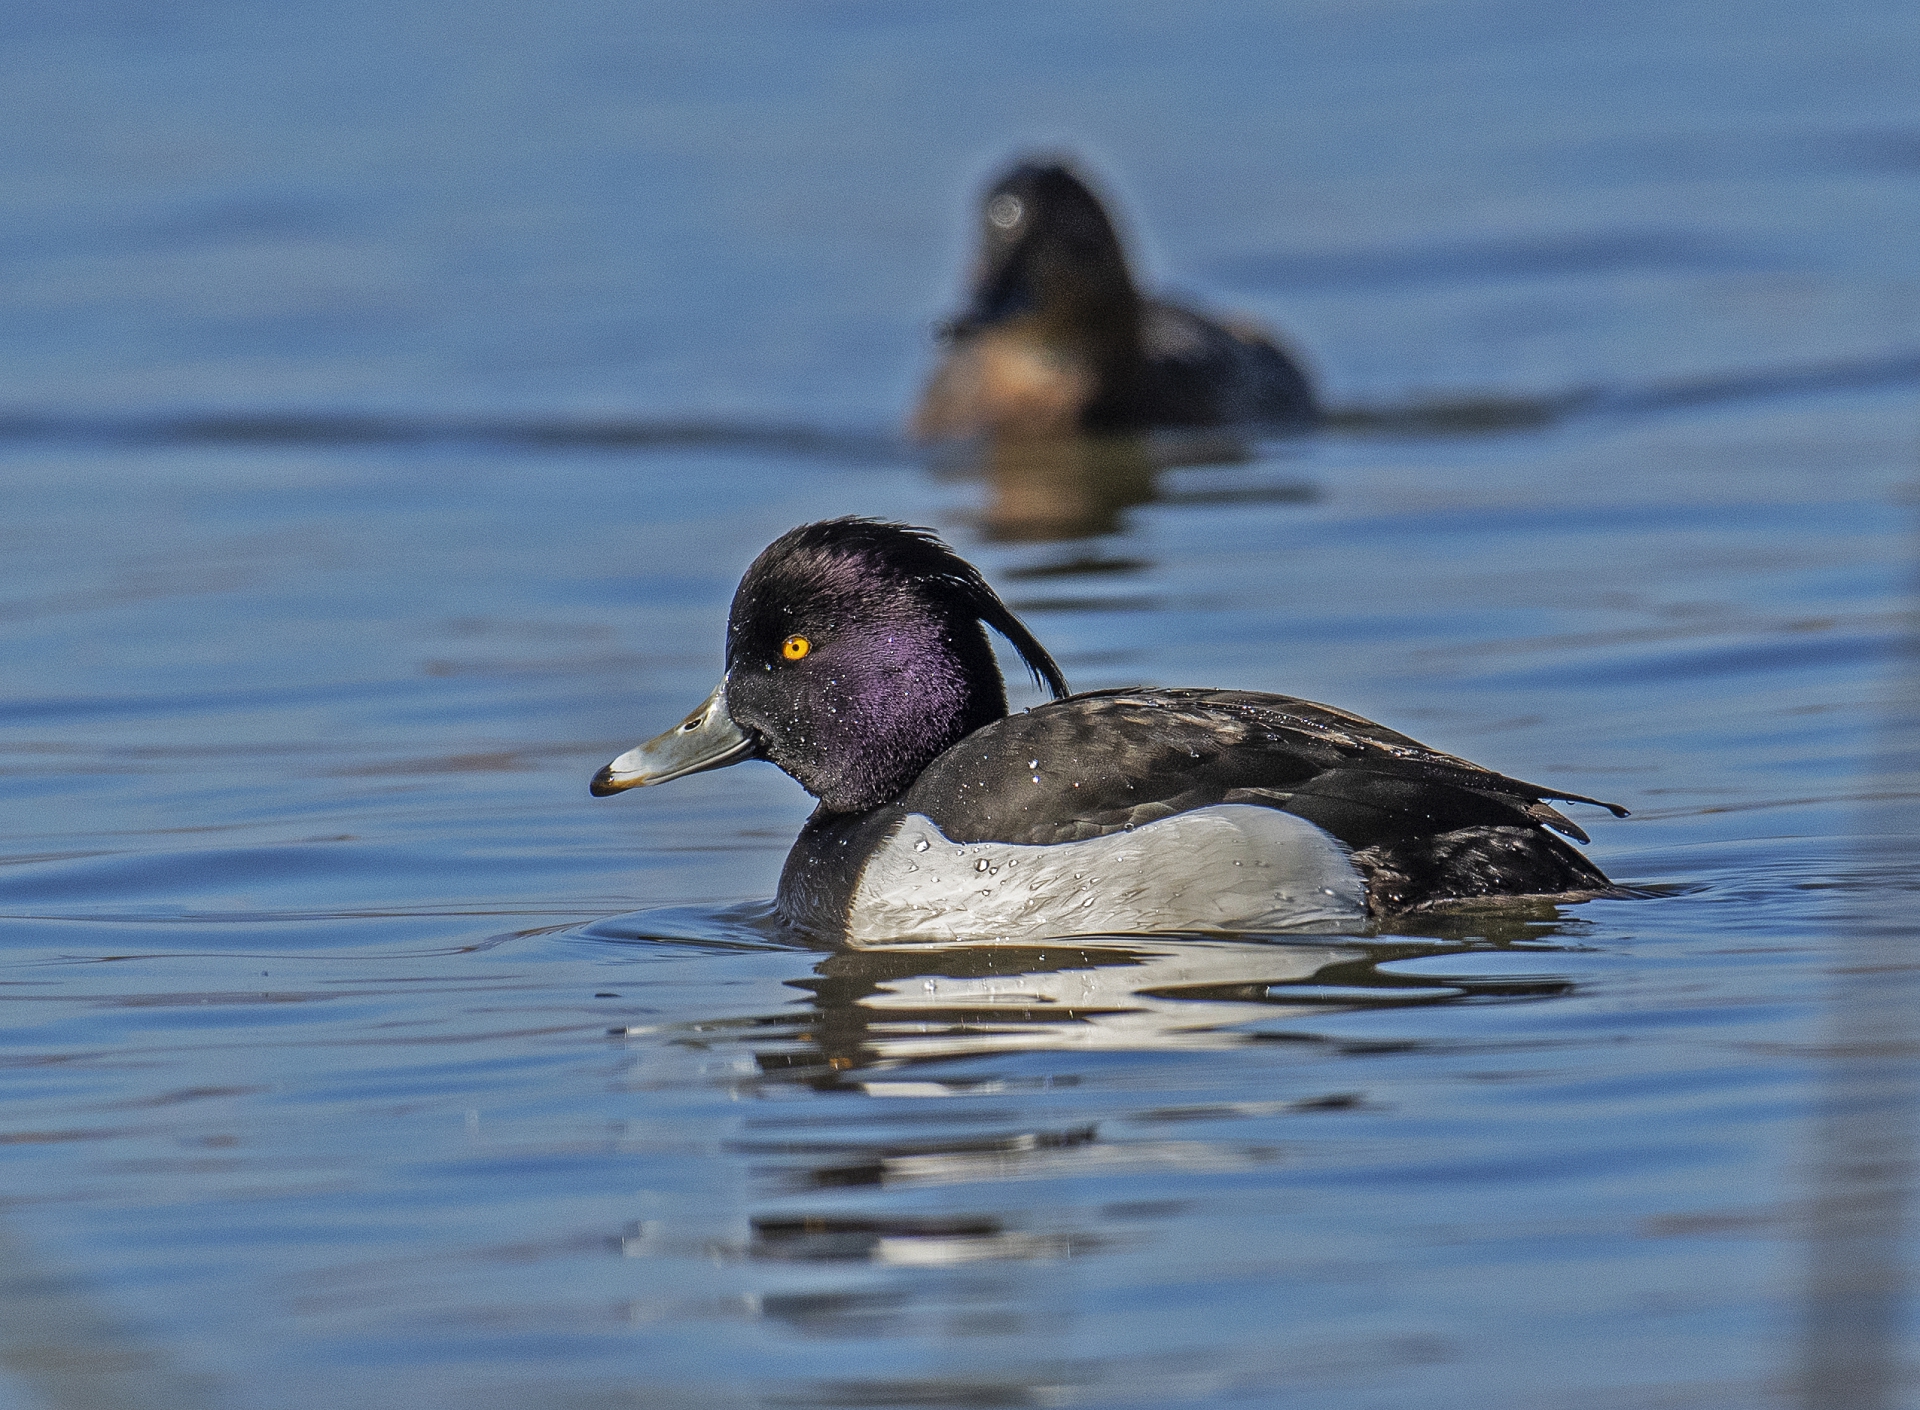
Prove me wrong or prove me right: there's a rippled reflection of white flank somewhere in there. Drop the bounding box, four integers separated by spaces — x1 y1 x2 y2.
1797 495 1920 1409
848 938 1387 1060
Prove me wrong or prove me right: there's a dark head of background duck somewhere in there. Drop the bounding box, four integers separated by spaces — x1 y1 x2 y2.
950 160 1147 424
723 519 1070 814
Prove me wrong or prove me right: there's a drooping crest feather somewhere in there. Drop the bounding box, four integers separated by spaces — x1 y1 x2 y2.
759 518 1070 700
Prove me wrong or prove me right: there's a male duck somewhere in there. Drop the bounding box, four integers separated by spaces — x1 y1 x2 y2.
912 159 1319 441
592 520 1624 944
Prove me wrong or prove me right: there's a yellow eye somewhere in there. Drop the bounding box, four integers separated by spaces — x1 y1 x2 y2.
781 634 811 661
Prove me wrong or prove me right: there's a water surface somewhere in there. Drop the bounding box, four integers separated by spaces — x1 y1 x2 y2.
3 2 1920 1406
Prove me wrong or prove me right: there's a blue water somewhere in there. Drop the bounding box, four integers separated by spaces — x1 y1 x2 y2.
2 2 1919 1406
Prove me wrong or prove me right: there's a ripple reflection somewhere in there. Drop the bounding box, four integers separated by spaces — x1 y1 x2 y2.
585 912 1583 1089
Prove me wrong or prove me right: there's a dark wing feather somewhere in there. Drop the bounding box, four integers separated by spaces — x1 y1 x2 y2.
900 689 1625 851
1140 301 1319 429
1164 691 1628 832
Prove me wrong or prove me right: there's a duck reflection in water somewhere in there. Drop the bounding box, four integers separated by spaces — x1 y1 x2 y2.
591 909 1579 1095
913 159 1319 542
971 433 1157 543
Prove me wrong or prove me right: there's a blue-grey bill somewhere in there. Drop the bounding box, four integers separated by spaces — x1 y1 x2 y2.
590 683 758 796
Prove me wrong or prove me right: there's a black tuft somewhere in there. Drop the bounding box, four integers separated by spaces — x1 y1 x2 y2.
748 518 1067 699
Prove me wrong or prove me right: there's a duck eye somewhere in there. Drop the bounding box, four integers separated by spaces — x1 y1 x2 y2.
987 194 1023 229
781 634 811 662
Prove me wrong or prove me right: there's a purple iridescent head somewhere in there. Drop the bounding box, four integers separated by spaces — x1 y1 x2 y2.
590 519 1068 814
725 519 1067 812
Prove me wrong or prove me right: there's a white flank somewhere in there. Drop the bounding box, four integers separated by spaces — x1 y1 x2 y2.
842 803 1366 945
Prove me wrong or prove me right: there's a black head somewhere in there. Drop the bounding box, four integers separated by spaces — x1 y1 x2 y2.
952 159 1141 343
722 519 1069 814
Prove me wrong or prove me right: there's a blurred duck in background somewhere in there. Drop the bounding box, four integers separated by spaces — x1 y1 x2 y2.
912 159 1319 443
